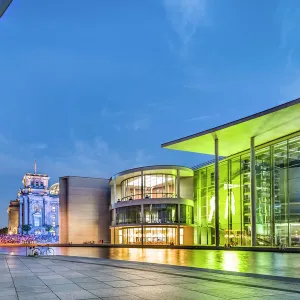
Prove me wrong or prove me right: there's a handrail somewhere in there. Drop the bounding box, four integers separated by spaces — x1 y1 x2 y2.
117 192 177 202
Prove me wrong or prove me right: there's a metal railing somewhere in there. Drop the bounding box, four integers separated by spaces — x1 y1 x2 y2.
117 193 177 202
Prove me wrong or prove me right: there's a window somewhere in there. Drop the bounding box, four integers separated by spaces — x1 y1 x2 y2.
52 206 56 212
116 206 141 225
121 174 176 201
52 221 56 227
143 204 178 224
34 216 40 227
180 205 194 224
180 228 184 245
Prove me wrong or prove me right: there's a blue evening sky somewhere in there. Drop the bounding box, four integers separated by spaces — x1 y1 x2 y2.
0 0 299 227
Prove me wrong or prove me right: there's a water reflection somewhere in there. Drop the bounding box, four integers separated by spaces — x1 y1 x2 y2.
1 246 300 277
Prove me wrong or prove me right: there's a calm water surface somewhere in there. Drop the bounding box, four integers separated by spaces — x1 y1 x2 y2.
1 246 300 277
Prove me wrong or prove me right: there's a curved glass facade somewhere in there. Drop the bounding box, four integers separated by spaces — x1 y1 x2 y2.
121 174 176 201
114 204 194 225
117 227 177 245
116 206 141 225
144 204 178 224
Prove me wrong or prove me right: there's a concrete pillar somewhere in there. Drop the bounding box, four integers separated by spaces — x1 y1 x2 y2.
141 170 144 199
19 200 23 232
214 137 220 247
177 203 180 245
141 204 144 245
113 179 117 203
42 199 45 226
250 137 256 246
113 209 117 244
24 196 28 224
177 169 180 198
56 203 59 228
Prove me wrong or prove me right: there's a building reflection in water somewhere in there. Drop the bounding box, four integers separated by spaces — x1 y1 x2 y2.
2 247 300 277
222 251 239 272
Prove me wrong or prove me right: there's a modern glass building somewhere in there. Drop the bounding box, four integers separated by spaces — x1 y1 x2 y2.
162 98 300 247
109 166 194 245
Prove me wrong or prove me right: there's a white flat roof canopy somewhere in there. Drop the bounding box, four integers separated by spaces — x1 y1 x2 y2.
0 0 13 18
162 98 300 156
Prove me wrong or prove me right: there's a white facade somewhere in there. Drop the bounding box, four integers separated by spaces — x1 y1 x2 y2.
18 172 59 236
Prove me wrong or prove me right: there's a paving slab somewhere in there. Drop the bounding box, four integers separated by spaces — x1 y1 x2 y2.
2 254 300 300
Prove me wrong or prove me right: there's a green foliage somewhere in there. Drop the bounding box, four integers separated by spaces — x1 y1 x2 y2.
45 225 53 232
0 227 8 234
22 224 31 234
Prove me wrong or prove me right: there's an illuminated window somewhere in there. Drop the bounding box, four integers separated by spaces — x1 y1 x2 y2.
52 206 56 212
180 228 184 245
119 230 123 243
34 216 40 227
121 174 176 201
52 221 56 227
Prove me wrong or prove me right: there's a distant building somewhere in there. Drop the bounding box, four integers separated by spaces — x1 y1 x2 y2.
8 164 59 237
7 200 19 234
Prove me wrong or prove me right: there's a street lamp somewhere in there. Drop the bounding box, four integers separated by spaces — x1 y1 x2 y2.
0 0 13 18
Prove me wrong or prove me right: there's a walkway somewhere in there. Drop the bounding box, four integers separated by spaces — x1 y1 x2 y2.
1 255 300 299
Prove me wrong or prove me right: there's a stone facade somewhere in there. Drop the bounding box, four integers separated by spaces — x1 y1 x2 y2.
59 176 110 244
15 172 59 236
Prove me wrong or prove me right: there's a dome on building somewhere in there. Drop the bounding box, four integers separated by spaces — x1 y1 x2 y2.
49 183 59 195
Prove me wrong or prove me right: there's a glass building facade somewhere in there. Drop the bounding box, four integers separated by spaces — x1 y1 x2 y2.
110 166 195 245
120 174 176 201
194 133 300 247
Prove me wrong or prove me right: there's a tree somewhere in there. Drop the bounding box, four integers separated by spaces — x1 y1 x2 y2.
0 227 8 234
22 225 31 234
45 225 53 232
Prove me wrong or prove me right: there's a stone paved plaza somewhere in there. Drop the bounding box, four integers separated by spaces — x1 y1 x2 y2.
1 255 300 299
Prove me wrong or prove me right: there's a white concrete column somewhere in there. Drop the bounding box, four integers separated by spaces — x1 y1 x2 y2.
43 199 45 226
113 209 117 245
250 136 256 246
19 200 23 231
214 137 220 247
24 196 28 224
56 203 59 227
177 203 180 245
141 170 144 199
113 179 117 204
176 169 180 198
141 204 144 245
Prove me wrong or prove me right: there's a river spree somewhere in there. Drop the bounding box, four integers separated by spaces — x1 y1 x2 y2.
1 246 300 278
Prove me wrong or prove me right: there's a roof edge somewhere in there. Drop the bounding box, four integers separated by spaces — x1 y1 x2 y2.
161 97 300 148
110 165 193 181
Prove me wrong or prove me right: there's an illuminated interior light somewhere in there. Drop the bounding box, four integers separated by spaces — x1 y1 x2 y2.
128 176 173 187
225 191 236 219
208 196 215 222
225 195 229 219
231 191 236 215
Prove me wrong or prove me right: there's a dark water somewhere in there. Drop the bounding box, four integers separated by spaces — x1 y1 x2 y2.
1 246 300 277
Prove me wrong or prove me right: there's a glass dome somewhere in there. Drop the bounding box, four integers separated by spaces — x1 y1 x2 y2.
49 183 59 195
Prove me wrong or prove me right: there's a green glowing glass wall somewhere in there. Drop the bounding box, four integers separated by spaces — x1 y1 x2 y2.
194 157 251 246
194 132 300 247
255 136 300 247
